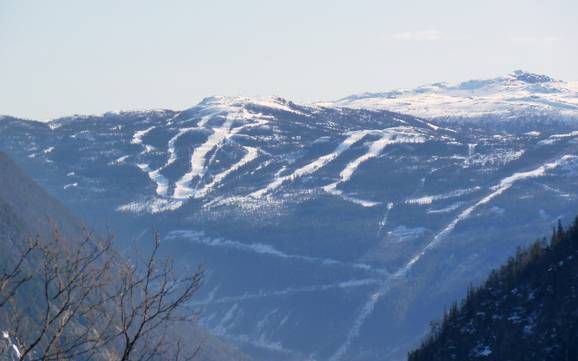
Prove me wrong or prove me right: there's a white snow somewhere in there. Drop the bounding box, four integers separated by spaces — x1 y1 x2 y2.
136 163 169 197
164 127 196 167
387 226 426 242
1 331 21 359
251 130 378 198
113 155 129 164
405 187 481 205
220 304 239 327
537 182 574 198
324 188 381 207
323 130 426 209
401 155 576 277
194 279 380 306
194 146 259 198
329 71 578 120
116 197 183 214
329 155 576 361
427 202 464 214
252 126 428 200
475 345 492 357
171 98 272 199
131 126 172 197
377 202 395 236
324 127 427 195
173 120 235 199
195 95 310 117
130 126 155 145
466 149 525 168
209 330 293 355
328 284 391 361
165 230 376 272
548 130 578 139
143 144 156 153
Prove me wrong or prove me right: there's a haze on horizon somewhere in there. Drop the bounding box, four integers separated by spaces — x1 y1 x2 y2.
1 0 577 120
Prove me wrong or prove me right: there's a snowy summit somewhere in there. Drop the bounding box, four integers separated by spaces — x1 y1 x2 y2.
329 71 578 121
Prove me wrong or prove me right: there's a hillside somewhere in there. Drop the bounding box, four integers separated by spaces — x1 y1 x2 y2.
331 71 578 130
2 88 578 360
0 151 253 361
0 151 86 242
408 219 578 361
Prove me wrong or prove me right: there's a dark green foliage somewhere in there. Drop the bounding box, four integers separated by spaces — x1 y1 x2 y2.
408 216 578 361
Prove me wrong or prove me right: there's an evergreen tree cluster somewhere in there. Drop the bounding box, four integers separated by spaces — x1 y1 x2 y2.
408 217 578 361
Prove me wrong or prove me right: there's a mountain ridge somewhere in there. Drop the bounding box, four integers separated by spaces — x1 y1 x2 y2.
329 71 578 123
5 71 577 127
2 75 578 361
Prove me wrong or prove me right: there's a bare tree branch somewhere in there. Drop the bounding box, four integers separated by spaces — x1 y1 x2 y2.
0 231 203 361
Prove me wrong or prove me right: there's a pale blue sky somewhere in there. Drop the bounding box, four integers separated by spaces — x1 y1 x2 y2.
1 0 576 120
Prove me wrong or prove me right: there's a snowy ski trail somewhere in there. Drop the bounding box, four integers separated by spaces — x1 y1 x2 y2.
329 154 575 361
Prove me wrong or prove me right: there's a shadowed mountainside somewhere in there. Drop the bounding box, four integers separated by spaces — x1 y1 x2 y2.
409 218 578 361
2 74 578 360
0 151 254 361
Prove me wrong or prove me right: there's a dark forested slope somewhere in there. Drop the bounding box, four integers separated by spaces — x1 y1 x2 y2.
0 151 253 361
408 218 578 361
0 151 86 244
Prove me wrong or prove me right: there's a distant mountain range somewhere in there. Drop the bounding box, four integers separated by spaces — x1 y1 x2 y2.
328 70 578 125
1 71 577 361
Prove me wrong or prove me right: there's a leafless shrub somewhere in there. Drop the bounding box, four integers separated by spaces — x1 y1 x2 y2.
0 231 203 361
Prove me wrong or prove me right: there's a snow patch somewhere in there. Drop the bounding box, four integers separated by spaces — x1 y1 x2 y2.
324 188 381 207
472 345 492 357
117 198 183 214
427 202 464 214
63 183 78 190
329 155 575 361
401 155 576 278
131 126 155 145
136 163 169 197
194 146 259 198
165 230 376 272
405 187 481 205
387 226 427 243
173 120 235 198
112 155 129 164
193 279 380 306
250 130 373 197
324 127 427 196
331 72 578 120
165 127 197 168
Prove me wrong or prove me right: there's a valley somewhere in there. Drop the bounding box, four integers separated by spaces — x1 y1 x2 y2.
1 72 578 361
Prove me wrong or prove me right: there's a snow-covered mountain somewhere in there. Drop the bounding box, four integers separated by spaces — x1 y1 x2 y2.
2 81 578 361
330 71 578 125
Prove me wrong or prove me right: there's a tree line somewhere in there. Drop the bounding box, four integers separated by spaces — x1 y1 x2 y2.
408 216 578 361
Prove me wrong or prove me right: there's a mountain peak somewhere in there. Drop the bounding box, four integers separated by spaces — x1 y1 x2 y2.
197 95 291 108
509 70 556 84
332 71 578 120
188 95 307 118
